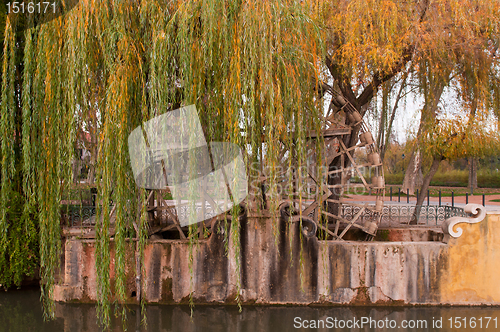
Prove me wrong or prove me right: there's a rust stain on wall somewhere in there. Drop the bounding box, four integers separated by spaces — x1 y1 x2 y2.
53 213 500 306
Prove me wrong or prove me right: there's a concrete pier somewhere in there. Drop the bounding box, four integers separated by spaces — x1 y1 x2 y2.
53 212 500 306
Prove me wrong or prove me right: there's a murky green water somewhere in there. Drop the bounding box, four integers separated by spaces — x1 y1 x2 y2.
1 288 500 331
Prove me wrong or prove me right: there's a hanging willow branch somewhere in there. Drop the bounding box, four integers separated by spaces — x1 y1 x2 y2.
0 17 16 285
1 0 325 326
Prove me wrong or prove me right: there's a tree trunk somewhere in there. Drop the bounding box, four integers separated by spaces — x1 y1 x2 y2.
379 69 410 160
86 123 98 185
323 51 414 225
410 156 443 224
402 149 423 195
468 157 478 190
402 74 447 196
72 158 82 184
87 163 95 184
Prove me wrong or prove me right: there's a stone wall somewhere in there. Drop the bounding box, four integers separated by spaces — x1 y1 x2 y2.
53 212 500 305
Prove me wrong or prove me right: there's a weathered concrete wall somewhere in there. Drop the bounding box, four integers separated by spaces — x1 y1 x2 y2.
440 212 500 304
53 212 500 305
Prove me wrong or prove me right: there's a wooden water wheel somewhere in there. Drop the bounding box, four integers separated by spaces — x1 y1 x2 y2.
143 102 384 241
261 102 385 241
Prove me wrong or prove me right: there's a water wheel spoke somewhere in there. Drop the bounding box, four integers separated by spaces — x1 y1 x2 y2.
317 222 341 240
155 193 186 239
339 140 370 189
328 183 367 189
301 190 331 216
156 193 182 223
321 210 365 229
338 206 366 239
327 162 371 176
199 189 226 217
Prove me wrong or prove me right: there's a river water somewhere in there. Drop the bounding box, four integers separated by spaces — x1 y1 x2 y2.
1 288 500 331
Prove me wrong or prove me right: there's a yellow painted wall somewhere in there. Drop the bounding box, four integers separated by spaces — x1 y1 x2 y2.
441 213 500 304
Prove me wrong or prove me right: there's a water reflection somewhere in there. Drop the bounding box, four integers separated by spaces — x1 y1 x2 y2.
1 288 500 331
0 288 63 332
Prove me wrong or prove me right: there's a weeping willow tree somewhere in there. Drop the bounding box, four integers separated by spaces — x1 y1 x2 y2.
0 0 326 325
3 0 499 326
0 9 40 292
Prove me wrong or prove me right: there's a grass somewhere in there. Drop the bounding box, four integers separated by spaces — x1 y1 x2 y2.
344 182 500 197
384 170 500 188
385 185 500 197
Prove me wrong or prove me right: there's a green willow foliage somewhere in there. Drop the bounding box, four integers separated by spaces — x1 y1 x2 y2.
0 0 324 325
0 17 40 291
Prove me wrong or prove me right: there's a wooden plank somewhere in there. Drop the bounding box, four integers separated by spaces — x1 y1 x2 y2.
302 190 332 216
321 209 365 231
317 222 341 240
328 183 366 189
148 224 178 236
339 140 370 189
156 191 186 240
173 218 186 239
161 203 186 239
327 163 372 175
325 142 367 166
338 206 366 239
308 128 351 138
340 153 345 188
334 218 340 237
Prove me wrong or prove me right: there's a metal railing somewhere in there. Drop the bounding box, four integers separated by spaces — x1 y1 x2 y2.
387 187 486 207
342 204 466 227
62 202 468 229
61 205 97 227
61 201 219 228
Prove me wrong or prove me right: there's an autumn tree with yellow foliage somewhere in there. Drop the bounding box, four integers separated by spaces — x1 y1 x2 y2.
317 0 500 216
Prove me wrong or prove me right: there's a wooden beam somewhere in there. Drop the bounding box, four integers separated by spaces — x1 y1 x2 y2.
338 206 366 239
308 128 351 138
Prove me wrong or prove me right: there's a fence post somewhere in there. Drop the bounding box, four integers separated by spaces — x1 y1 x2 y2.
91 187 97 206
427 190 430 206
483 194 485 206
426 204 429 225
452 192 454 207
416 189 419 203
390 187 392 201
466 192 468 204
407 189 409 203
439 190 441 206
398 188 401 202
